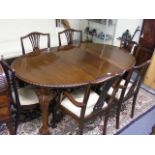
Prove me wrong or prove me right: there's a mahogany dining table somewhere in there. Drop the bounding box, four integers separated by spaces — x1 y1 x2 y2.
11 42 136 134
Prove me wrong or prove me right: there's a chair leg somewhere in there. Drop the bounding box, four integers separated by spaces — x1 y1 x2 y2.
50 99 64 128
6 119 15 135
15 111 20 134
116 104 121 129
131 94 138 118
50 92 63 128
103 112 109 135
79 122 84 135
50 101 57 128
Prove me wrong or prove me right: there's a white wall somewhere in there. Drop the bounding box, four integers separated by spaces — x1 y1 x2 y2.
0 19 56 58
0 19 143 59
52 19 81 46
0 19 82 59
0 19 81 43
0 19 55 42
68 19 81 29
113 19 143 46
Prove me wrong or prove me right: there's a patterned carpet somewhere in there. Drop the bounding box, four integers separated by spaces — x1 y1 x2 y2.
0 88 155 135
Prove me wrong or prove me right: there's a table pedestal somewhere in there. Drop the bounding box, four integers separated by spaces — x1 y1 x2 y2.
36 87 56 135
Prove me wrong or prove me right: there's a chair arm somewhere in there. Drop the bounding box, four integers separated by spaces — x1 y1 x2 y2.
63 91 85 108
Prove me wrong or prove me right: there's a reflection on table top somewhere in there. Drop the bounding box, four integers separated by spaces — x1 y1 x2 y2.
11 43 135 88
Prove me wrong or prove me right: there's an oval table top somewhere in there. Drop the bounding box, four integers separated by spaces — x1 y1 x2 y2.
11 43 136 88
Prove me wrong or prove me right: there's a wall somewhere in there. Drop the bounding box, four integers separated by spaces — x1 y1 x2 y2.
113 19 143 46
68 19 81 29
53 19 81 46
0 19 81 59
0 19 54 42
0 19 143 59
0 19 56 58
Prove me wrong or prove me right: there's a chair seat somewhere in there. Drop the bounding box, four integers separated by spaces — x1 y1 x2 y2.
12 86 39 106
61 88 108 118
108 79 132 99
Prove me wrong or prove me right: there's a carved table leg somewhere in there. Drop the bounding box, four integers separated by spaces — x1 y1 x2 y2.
50 91 63 128
36 87 56 135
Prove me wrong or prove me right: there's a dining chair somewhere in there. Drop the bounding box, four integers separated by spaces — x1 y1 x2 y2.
0 64 15 134
56 74 124 135
20 32 51 55
58 28 82 46
0 59 40 133
107 60 151 129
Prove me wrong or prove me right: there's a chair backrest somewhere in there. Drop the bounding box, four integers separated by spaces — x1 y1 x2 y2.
78 74 123 118
0 59 21 109
58 28 82 46
122 60 151 100
0 63 8 93
133 45 153 66
20 32 51 55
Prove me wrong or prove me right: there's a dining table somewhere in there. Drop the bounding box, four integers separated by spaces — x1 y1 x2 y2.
11 42 136 134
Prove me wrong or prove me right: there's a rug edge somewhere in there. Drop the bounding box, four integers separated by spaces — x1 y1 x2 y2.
115 105 155 135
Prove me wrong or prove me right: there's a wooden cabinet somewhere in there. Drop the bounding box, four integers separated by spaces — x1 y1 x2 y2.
82 19 117 45
138 20 155 64
134 45 153 65
140 19 155 49
140 20 155 88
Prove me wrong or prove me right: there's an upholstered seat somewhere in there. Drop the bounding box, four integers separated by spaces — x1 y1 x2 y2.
108 79 132 99
0 59 41 134
61 88 108 118
12 86 39 106
58 75 123 134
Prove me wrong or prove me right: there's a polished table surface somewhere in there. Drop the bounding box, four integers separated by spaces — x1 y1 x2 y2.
11 43 136 134
12 43 135 88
